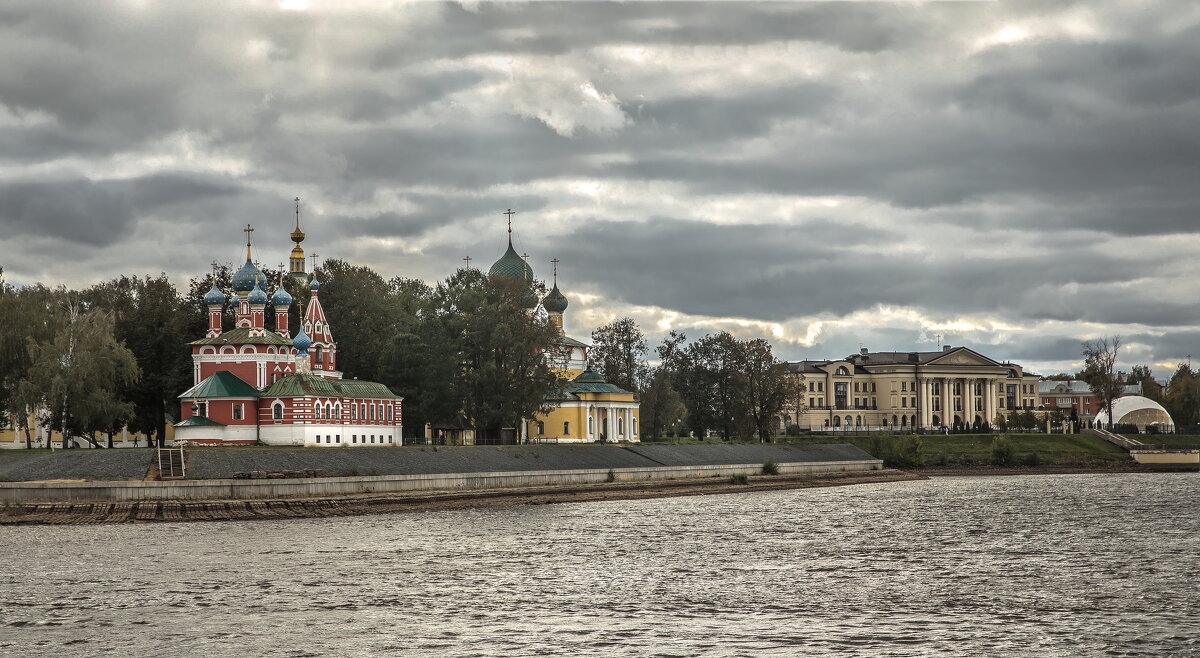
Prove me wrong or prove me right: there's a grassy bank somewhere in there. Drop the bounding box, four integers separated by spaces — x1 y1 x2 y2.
1123 435 1200 448
775 433 1130 467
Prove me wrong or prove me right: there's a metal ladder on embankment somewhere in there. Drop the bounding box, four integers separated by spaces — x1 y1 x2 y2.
157 448 186 480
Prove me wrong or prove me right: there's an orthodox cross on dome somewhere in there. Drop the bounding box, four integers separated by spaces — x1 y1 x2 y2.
521 252 531 278
294 197 301 230
936 334 943 349
210 260 220 278
243 224 254 259
309 252 320 270
551 258 560 284
503 208 516 243
463 256 472 268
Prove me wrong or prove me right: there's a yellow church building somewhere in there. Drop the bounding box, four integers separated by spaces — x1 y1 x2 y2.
486 218 640 443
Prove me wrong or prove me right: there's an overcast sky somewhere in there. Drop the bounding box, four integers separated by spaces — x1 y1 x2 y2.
1 1 1198 376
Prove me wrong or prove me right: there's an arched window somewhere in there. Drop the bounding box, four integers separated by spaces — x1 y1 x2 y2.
892 414 898 426
833 415 841 427
882 418 888 427
334 403 341 420
370 404 376 422
855 415 862 427
325 403 333 420
313 345 323 363
387 405 393 422
632 417 637 435
588 414 594 434
901 415 908 427
835 366 849 376
272 402 283 420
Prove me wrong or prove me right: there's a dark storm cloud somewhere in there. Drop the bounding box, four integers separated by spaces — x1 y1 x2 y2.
338 192 549 239
552 218 1159 324
0 174 241 246
1 0 1199 372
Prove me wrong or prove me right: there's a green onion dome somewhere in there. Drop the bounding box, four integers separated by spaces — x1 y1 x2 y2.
542 283 568 313
231 259 265 294
520 287 540 309
203 281 226 307
574 368 606 383
489 243 534 282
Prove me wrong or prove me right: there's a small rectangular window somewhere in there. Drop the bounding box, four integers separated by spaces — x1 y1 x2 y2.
563 421 570 435
232 404 243 421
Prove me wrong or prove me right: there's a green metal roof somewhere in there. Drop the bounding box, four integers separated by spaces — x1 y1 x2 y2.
189 327 292 346
488 242 534 282
178 371 260 399
261 373 401 400
174 416 226 427
567 369 634 395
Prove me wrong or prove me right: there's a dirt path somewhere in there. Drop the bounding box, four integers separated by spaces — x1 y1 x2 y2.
0 470 924 525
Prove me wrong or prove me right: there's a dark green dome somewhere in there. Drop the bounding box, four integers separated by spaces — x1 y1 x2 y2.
520 287 540 309
489 242 534 282
573 368 606 383
542 283 568 313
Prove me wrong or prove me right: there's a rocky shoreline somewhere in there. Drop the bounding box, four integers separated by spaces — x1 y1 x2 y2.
0 470 923 525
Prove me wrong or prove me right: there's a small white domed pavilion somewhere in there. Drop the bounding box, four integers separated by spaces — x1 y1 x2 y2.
1094 396 1174 432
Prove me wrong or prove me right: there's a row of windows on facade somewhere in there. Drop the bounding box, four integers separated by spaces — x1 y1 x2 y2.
801 381 1038 395
197 401 397 423
806 396 1039 411
533 417 639 436
269 401 397 423
313 434 394 444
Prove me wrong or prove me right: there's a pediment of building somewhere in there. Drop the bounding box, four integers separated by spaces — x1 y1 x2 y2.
927 348 1002 367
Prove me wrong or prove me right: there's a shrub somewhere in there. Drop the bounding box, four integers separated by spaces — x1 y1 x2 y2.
762 459 779 475
785 424 803 437
1022 452 1040 466
730 473 750 485
990 436 1015 466
605 468 616 483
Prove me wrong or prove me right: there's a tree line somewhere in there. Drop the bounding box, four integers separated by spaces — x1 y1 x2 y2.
1 260 801 448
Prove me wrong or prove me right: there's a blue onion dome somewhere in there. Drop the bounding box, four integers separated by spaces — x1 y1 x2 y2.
271 285 292 307
292 324 312 355
247 280 269 305
203 281 226 306
309 276 320 292
520 287 540 309
489 243 534 282
231 258 264 294
542 283 568 313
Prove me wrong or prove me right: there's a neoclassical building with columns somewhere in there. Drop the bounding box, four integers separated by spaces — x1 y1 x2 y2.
784 346 1041 431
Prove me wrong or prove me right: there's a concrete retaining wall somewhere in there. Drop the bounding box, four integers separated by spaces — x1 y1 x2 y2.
0 459 881 503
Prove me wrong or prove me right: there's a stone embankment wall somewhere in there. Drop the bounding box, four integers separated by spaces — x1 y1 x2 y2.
0 444 880 504
0 459 880 503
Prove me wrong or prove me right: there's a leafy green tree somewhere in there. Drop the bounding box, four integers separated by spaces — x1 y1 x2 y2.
590 318 648 392
638 367 686 439
0 279 64 448
17 301 138 448
740 338 800 443
1126 364 1163 401
1082 336 1123 430
424 269 561 439
1163 363 1200 427
86 275 189 447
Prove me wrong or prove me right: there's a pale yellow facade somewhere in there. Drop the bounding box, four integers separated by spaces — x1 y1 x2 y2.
785 346 1041 431
1 410 173 449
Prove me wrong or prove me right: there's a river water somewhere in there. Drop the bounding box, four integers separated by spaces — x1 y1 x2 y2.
1 473 1197 657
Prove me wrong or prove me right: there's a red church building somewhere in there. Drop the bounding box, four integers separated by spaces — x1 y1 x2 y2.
173 227 402 446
